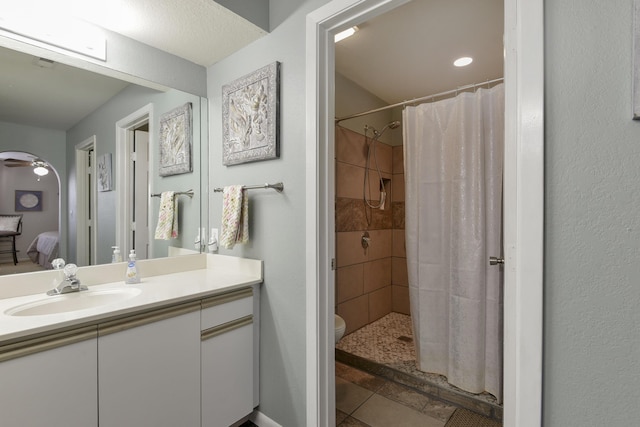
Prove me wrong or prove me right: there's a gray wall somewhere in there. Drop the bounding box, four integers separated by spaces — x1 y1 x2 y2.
545 0 640 424
207 0 640 425
335 72 395 144
207 1 327 425
67 85 203 265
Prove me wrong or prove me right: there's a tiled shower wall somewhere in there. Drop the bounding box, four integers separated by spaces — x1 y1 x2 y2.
391 144 409 316
335 126 409 335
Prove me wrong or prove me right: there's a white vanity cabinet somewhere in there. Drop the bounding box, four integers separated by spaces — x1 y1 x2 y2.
0 327 98 427
98 301 201 427
201 287 257 427
0 281 260 427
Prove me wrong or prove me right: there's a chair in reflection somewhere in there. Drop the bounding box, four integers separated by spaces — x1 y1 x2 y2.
0 214 23 265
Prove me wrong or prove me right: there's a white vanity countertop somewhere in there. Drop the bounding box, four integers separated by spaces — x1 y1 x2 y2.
0 254 263 345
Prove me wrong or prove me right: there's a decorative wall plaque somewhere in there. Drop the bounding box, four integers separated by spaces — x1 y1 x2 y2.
159 103 193 176
222 61 280 165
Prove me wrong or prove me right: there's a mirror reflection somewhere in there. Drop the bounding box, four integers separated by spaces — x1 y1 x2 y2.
0 46 204 275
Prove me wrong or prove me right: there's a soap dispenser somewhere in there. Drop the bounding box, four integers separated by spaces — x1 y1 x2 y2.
112 246 122 263
125 249 140 284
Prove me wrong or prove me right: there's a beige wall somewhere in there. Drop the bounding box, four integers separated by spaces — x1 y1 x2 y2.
335 126 408 335
391 145 409 314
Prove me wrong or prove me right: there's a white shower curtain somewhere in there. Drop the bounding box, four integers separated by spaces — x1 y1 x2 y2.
403 83 504 401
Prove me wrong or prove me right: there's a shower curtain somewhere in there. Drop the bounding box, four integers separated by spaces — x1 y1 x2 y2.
403 83 504 401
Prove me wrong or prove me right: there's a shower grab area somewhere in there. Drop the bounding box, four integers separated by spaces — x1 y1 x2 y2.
334 81 505 423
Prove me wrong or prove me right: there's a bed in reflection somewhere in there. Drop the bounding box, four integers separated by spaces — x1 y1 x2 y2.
27 231 59 269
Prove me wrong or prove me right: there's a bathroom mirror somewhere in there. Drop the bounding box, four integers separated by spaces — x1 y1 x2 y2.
0 45 205 272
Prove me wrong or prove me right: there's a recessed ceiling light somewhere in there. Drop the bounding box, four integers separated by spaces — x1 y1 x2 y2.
454 57 473 67
335 26 358 43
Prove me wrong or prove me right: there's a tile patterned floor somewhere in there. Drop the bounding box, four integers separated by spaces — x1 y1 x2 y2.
336 313 502 421
336 361 457 427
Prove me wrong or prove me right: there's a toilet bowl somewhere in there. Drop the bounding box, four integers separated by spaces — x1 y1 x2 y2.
335 314 346 344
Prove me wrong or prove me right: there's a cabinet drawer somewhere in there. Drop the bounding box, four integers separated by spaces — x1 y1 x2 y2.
201 287 253 329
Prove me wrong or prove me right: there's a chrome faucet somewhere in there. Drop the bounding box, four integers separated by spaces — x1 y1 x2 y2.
47 260 88 296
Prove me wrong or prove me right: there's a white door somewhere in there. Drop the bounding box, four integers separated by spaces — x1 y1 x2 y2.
115 104 153 259
75 136 97 266
132 130 149 259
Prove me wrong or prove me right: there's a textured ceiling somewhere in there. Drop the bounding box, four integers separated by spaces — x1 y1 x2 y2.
0 0 504 130
70 0 267 67
0 47 130 130
335 0 504 105
1 0 267 67
0 0 267 130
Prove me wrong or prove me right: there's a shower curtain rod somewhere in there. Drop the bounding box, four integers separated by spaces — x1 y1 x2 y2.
334 77 504 123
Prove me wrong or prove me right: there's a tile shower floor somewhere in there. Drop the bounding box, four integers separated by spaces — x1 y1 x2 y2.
336 312 502 423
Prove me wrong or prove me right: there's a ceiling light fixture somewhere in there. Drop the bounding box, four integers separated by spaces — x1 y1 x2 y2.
335 26 358 43
453 57 473 67
0 6 106 61
33 161 49 177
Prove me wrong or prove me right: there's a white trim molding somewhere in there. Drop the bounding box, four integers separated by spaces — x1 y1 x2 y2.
502 0 544 425
115 103 154 257
305 0 544 426
75 135 97 266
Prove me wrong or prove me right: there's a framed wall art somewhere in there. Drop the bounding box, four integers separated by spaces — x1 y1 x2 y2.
222 61 280 165
159 102 193 176
97 153 113 192
15 190 42 211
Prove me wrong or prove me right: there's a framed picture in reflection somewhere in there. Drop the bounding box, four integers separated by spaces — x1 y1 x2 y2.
15 190 42 211
159 103 193 176
97 153 112 192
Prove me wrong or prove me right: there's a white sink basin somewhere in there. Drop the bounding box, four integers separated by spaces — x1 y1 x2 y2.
5 288 141 316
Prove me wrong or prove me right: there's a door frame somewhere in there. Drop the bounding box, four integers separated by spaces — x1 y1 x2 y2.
305 0 544 426
75 135 97 266
115 104 154 257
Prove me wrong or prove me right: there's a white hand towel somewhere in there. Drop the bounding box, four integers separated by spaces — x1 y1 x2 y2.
154 191 178 240
220 185 249 249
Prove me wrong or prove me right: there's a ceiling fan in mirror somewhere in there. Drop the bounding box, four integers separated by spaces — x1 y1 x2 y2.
2 158 50 180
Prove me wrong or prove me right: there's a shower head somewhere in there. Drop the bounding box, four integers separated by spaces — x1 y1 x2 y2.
368 120 401 138
387 120 401 130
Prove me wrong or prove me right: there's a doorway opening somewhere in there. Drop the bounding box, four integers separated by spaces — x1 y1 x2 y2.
333 1 504 420
0 150 60 274
75 136 97 266
305 0 543 426
116 104 152 260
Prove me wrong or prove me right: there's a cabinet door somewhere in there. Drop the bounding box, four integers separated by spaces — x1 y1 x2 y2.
0 328 98 427
98 303 200 427
202 317 254 427
201 288 256 426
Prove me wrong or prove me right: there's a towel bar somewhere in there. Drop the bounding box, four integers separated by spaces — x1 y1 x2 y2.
213 182 284 193
150 190 194 198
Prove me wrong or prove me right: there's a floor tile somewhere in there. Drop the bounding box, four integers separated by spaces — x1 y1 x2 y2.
336 377 374 414
337 312 502 414
338 416 373 426
376 380 430 412
336 409 349 425
352 393 445 427
418 396 457 423
336 362 386 392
